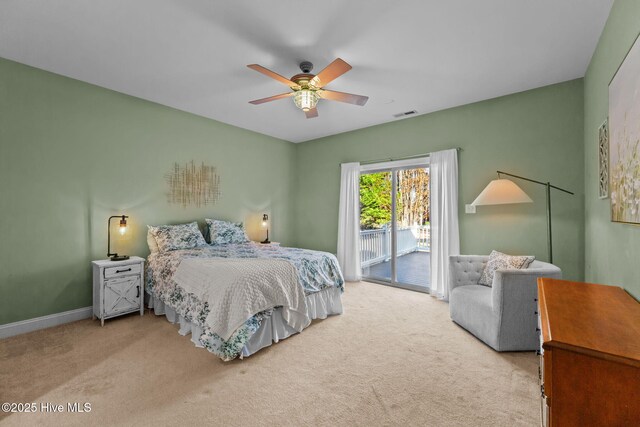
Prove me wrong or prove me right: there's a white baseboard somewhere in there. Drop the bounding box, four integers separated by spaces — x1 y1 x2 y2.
0 306 93 339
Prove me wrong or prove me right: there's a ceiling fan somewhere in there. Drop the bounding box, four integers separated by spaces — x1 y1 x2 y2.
247 58 369 118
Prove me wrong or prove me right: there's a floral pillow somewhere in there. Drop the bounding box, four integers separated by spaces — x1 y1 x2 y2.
147 222 207 252
478 250 535 287
206 219 250 245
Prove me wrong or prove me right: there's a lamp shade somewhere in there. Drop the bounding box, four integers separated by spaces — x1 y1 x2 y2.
472 179 533 206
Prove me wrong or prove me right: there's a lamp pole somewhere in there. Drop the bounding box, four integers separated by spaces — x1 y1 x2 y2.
496 171 573 264
546 183 552 263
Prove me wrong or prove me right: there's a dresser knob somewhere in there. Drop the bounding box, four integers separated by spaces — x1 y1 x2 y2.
536 328 541 332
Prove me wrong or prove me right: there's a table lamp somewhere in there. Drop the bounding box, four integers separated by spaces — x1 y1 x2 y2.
261 213 271 244
108 215 130 261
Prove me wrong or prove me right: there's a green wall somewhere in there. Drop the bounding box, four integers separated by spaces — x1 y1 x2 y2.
294 80 585 282
10 10 636 325
584 0 640 298
0 57 296 325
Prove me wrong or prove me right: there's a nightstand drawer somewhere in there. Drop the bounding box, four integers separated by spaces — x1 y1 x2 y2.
104 263 142 279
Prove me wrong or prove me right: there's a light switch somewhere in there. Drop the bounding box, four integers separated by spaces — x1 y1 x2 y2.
465 204 476 214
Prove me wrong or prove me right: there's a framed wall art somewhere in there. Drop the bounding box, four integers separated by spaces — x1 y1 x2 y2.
609 33 640 224
598 119 609 199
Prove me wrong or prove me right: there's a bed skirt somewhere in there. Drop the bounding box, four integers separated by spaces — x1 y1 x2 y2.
146 287 343 358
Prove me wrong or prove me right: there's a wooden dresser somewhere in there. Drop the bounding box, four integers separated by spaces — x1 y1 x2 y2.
537 278 640 426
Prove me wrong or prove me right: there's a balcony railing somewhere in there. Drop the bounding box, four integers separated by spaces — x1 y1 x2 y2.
360 225 430 268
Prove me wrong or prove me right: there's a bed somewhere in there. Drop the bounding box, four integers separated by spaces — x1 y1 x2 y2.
145 242 344 361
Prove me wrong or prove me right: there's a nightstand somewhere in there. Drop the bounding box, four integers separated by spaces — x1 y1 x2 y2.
92 256 145 326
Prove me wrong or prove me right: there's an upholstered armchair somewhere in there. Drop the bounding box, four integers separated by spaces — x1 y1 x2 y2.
448 255 562 351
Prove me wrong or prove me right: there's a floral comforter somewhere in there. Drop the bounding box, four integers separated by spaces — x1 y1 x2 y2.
146 243 344 361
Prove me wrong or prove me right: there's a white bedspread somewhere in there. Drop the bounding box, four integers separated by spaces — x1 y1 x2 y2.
172 258 310 341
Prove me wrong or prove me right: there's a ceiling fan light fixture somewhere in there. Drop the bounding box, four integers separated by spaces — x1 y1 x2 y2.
247 59 367 118
293 89 319 112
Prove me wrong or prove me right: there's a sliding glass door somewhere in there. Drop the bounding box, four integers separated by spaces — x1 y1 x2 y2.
359 160 431 292
359 170 393 283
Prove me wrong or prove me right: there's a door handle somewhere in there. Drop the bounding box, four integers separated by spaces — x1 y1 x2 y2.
136 285 140 298
116 268 132 274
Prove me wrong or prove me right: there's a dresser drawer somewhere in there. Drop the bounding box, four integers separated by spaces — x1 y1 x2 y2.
104 263 142 279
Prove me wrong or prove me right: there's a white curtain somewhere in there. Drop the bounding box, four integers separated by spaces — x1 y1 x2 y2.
430 149 460 300
337 162 362 282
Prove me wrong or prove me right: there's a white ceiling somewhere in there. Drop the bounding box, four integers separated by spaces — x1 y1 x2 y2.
0 0 613 143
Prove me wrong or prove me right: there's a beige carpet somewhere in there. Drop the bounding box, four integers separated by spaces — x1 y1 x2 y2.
0 282 539 426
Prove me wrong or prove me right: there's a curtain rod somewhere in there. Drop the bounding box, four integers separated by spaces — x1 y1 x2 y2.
343 147 462 166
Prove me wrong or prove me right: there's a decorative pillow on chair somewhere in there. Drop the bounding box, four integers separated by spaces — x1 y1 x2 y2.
206 219 250 245
147 222 207 252
478 250 535 287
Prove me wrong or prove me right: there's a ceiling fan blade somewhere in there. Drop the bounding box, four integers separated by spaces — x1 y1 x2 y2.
249 92 294 105
305 108 319 119
247 64 300 89
318 90 368 106
310 58 352 88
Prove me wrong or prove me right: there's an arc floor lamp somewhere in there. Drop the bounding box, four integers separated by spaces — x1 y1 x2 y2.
471 171 573 264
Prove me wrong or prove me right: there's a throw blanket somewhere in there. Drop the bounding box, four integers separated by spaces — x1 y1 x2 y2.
173 257 310 341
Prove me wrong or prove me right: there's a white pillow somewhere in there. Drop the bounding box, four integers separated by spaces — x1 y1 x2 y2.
147 229 160 253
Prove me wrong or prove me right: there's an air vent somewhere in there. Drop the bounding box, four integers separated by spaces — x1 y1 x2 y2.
393 110 417 118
